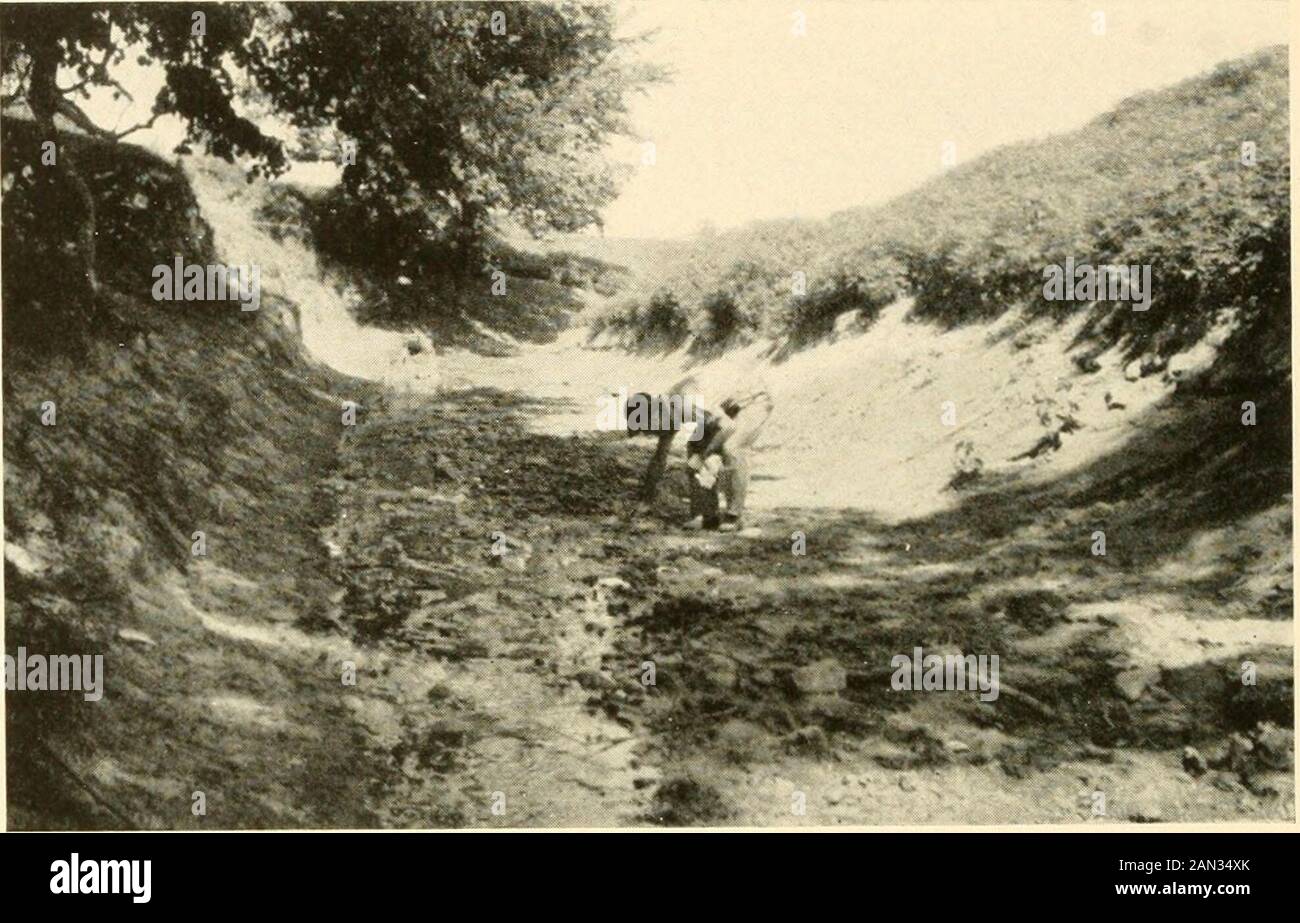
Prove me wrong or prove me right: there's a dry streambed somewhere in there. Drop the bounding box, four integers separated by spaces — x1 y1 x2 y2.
321 385 1292 826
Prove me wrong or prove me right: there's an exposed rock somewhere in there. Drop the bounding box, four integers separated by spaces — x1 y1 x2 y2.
1114 666 1161 701
716 718 768 762
495 554 529 573
699 652 739 690
1224 733 1255 774
1127 796 1164 822
1250 722 1293 772
1181 746 1208 777
1208 771 1244 793
783 725 829 756
4 542 49 577
791 658 847 695
1139 353 1168 376
832 311 863 337
116 628 158 648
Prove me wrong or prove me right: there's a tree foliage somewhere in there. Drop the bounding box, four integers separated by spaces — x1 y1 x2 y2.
1 1 658 304
251 2 657 270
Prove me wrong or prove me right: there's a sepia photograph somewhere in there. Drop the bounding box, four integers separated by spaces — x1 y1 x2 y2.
0 0 1293 841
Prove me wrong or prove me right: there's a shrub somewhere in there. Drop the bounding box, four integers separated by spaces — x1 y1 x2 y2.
780 261 904 347
636 290 691 350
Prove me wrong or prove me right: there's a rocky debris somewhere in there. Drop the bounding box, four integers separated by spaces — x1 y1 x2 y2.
1080 742 1114 762
493 554 530 573
646 776 732 826
4 542 50 577
1125 354 1166 381
866 739 924 770
790 659 847 696
1222 733 1255 774
412 718 474 773
1012 326 1049 350
882 711 925 742
1249 722 1293 772
1181 746 1208 777
572 668 617 693
378 535 406 566
802 693 862 729
1114 666 1161 701
716 718 769 762
1223 656 1293 728
116 628 158 648
1073 352 1103 373
698 652 739 690
660 556 725 582
1127 792 1165 823
1140 354 1168 376
1208 722 1293 790
1208 771 1244 793
782 725 829 756
833 310 864 337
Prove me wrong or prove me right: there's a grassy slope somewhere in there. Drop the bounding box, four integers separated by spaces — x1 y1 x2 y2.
2 124 384 828
595 47 1289 370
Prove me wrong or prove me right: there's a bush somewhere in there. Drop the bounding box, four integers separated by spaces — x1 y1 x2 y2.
696 290 758 351
780 260 904 347
637 290 691 350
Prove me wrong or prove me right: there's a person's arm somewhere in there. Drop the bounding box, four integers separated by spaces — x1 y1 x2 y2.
692 415 737 463
696 389 772 460
729 391 774 451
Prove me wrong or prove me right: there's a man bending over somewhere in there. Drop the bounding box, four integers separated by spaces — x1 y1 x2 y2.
637 374 773 532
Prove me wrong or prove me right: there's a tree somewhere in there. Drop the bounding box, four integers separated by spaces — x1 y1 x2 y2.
2 1 658 300
1 3 287 303
247 2 660 272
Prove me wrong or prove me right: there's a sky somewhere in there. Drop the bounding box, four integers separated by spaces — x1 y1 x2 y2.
76 0 1287 240
599 0 1288 237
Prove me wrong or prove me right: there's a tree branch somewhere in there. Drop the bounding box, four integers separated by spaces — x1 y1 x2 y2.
57 44 131 102
112 110 162 140
55 97 112 137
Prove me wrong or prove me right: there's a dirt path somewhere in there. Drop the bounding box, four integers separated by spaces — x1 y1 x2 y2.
321 361 1291 826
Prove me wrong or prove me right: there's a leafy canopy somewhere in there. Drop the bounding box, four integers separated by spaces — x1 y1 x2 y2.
2 2 658 269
